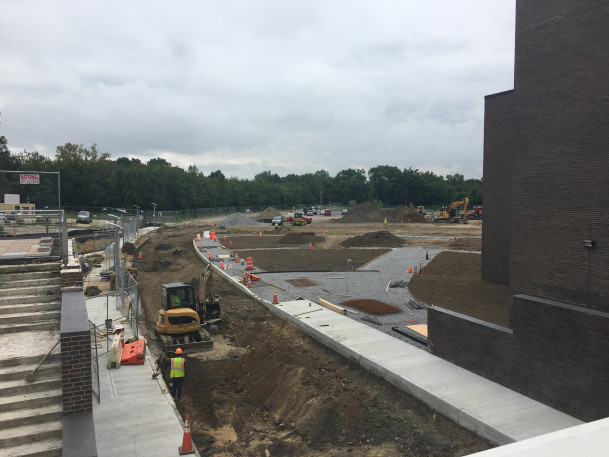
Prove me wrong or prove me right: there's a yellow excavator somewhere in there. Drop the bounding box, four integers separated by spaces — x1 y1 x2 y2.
156 264 221 354
433 198 469 224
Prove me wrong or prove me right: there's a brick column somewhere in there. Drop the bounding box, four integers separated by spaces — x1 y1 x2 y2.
60 287 92 415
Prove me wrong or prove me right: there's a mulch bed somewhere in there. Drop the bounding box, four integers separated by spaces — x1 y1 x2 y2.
341 299 402 315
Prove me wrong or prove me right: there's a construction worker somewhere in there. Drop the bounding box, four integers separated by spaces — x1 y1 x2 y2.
169 293 180 308
170 348 185 400
384 217 388 228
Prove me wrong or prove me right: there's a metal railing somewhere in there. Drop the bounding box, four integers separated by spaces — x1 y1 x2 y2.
89 320 101 403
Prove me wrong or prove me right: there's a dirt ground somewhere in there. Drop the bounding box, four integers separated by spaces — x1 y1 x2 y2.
130 217 499 456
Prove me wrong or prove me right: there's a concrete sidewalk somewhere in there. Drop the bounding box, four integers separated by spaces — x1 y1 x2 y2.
88 297 198 457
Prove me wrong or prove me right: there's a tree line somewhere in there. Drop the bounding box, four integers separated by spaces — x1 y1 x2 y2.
0 142 482 210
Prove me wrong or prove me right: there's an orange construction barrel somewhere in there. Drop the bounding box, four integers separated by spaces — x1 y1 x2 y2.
246 257 253 270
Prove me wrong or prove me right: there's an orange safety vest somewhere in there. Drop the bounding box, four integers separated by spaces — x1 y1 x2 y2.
170 357 185 378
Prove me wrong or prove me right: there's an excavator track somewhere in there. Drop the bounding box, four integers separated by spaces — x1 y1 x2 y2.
156 328 213 354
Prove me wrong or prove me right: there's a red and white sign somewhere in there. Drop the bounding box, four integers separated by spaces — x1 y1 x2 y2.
20 174 40 184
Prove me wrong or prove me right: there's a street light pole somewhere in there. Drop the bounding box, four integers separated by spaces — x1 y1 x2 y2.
152 203 157 227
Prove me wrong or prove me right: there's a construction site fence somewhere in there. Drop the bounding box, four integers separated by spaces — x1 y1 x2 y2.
62 205 291 224
0 209 64 261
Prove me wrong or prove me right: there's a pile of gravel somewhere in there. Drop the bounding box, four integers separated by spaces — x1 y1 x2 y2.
256 207 283 221
218 213 262 226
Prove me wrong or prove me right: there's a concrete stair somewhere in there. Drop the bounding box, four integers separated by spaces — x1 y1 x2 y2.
0 262 63 457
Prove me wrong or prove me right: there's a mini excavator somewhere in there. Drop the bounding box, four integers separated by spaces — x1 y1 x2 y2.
155 264 221 354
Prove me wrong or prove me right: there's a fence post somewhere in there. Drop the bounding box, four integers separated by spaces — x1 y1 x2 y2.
61 211 69 265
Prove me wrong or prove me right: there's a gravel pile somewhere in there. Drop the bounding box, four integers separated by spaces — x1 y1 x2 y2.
218 212 262 226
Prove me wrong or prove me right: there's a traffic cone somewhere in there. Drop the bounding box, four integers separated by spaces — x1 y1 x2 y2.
272 289 279 304
322 232 325 238
454 235 457 241
242 271 247 284
259 232 262 237
247 274 252 288
309 242 313 249
183 221 186 225
418 263 423 275
363 230 366 235
220 261 224 269
138 252 142 259
229 240 232 248
224 235 226 241
425 250 429 260
179 414 195 455
235 254 239 263
208 252 212 260
196 234 200 241
467 228 470 233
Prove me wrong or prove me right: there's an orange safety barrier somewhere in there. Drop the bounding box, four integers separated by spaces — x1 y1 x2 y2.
210 232 216 240
245 257 253 270
120 339 146 365
249 274 260 281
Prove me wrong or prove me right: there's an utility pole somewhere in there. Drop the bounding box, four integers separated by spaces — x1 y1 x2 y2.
319 186 323 207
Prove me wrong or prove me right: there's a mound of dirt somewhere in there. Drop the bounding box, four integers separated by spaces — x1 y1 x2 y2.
391 206 427 223
218 212 262 226
341 299 402 315
279 232 325 245
338 203 384 223
341 231 405 247
256 207 282 221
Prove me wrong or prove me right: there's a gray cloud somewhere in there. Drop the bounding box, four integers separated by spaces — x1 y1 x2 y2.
1 0 515 179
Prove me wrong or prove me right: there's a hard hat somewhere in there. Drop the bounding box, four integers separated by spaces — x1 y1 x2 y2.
175 348 183 354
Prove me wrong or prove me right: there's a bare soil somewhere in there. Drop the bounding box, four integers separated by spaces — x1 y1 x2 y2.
131 217 499 456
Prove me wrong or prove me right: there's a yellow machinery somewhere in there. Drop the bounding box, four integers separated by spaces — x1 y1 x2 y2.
291 211 307 226
433 198 469 224
156 265 220 353
417 206 426 215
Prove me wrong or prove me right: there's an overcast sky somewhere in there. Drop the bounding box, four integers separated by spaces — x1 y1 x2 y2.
1 1 516 180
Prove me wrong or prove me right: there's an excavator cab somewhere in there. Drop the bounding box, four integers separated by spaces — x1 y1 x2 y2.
161 283 195 310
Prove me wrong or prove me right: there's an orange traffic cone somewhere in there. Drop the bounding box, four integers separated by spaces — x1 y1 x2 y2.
322 232 325 238
208 252 212 259
235 254 239 263
259 232 262 237
196 234 200 241
247 274 252 288
363 230 366 235
229 240 232 248
138 252 142 259
418 263 423 275
220 261 224 269
179 414 195 455
224 234 227 241
308 242 312 249
272 289 279 304
242 271 247 284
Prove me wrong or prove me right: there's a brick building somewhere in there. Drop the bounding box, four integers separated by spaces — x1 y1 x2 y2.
429 0 609 421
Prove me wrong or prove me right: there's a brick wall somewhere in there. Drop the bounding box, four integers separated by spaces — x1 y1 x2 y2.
481 90 516 285
61 331 93 415
510 0 609 309
61 269 84 288
429 295 609 421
